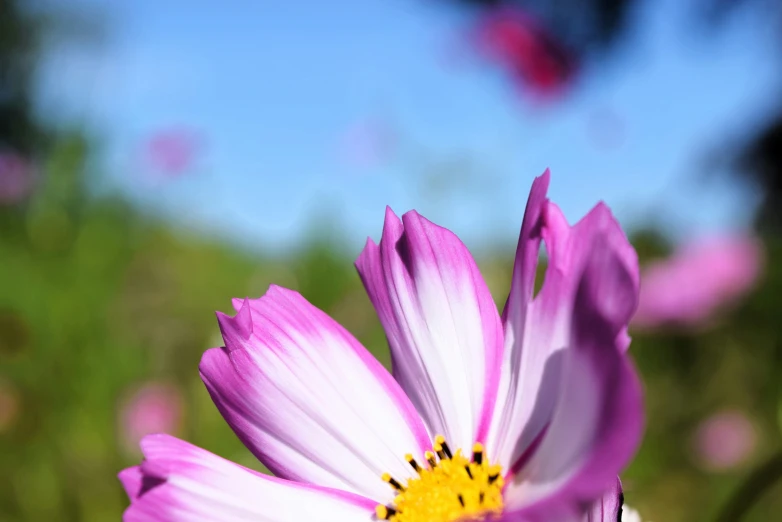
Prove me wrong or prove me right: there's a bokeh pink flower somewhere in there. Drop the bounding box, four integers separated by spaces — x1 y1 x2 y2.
470 8 578 100
0 151 35 204
693 409 757 471
337 118 397 170
142 128 203 178
633 235 763 329
119 382 183 453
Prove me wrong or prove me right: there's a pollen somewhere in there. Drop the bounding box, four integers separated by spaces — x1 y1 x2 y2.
375 437 504 522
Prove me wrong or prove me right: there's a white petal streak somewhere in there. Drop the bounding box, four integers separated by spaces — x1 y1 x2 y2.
356 208 503 453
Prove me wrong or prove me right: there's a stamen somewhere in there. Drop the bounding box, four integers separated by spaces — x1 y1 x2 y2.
382 472 406 492
434 434 453 459
375 505 397 520
425 450 437 468
434 442 446 461
375 438 505 521
405 453 422 473
472 442 484 465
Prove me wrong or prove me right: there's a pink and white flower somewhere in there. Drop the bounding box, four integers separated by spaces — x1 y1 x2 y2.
119 171 644 521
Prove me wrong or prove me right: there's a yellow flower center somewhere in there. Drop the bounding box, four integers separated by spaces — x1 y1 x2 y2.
375 435 504 522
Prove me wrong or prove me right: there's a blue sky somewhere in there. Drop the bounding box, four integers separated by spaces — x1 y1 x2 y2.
35 0 778 253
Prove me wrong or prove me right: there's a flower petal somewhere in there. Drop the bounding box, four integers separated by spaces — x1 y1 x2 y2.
486 170 640 472
582 478 623 522
200 286 430 503
119 466 143 503
355 208 504 452
500 221 643 513
494 497 583 522
120 434 375 522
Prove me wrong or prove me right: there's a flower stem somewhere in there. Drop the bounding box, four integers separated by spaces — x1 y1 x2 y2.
716 451 782 522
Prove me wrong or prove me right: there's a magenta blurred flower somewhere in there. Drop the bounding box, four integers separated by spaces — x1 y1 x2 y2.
0 151 35 204
143 128 203 178
471 8 578 100
120 382 183 452
337 118 396 170
693 410 757 471
633 235 763 329
119 171 643 521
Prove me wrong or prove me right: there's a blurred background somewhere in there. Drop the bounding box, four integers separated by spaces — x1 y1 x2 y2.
1 0 781 520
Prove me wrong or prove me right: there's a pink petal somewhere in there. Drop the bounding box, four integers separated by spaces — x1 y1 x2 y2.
487 171 640 473
355 207 504 452
200 286 429 504
118 466 143 503
500 208 643 514
120 434 375 521
582 478 623 522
